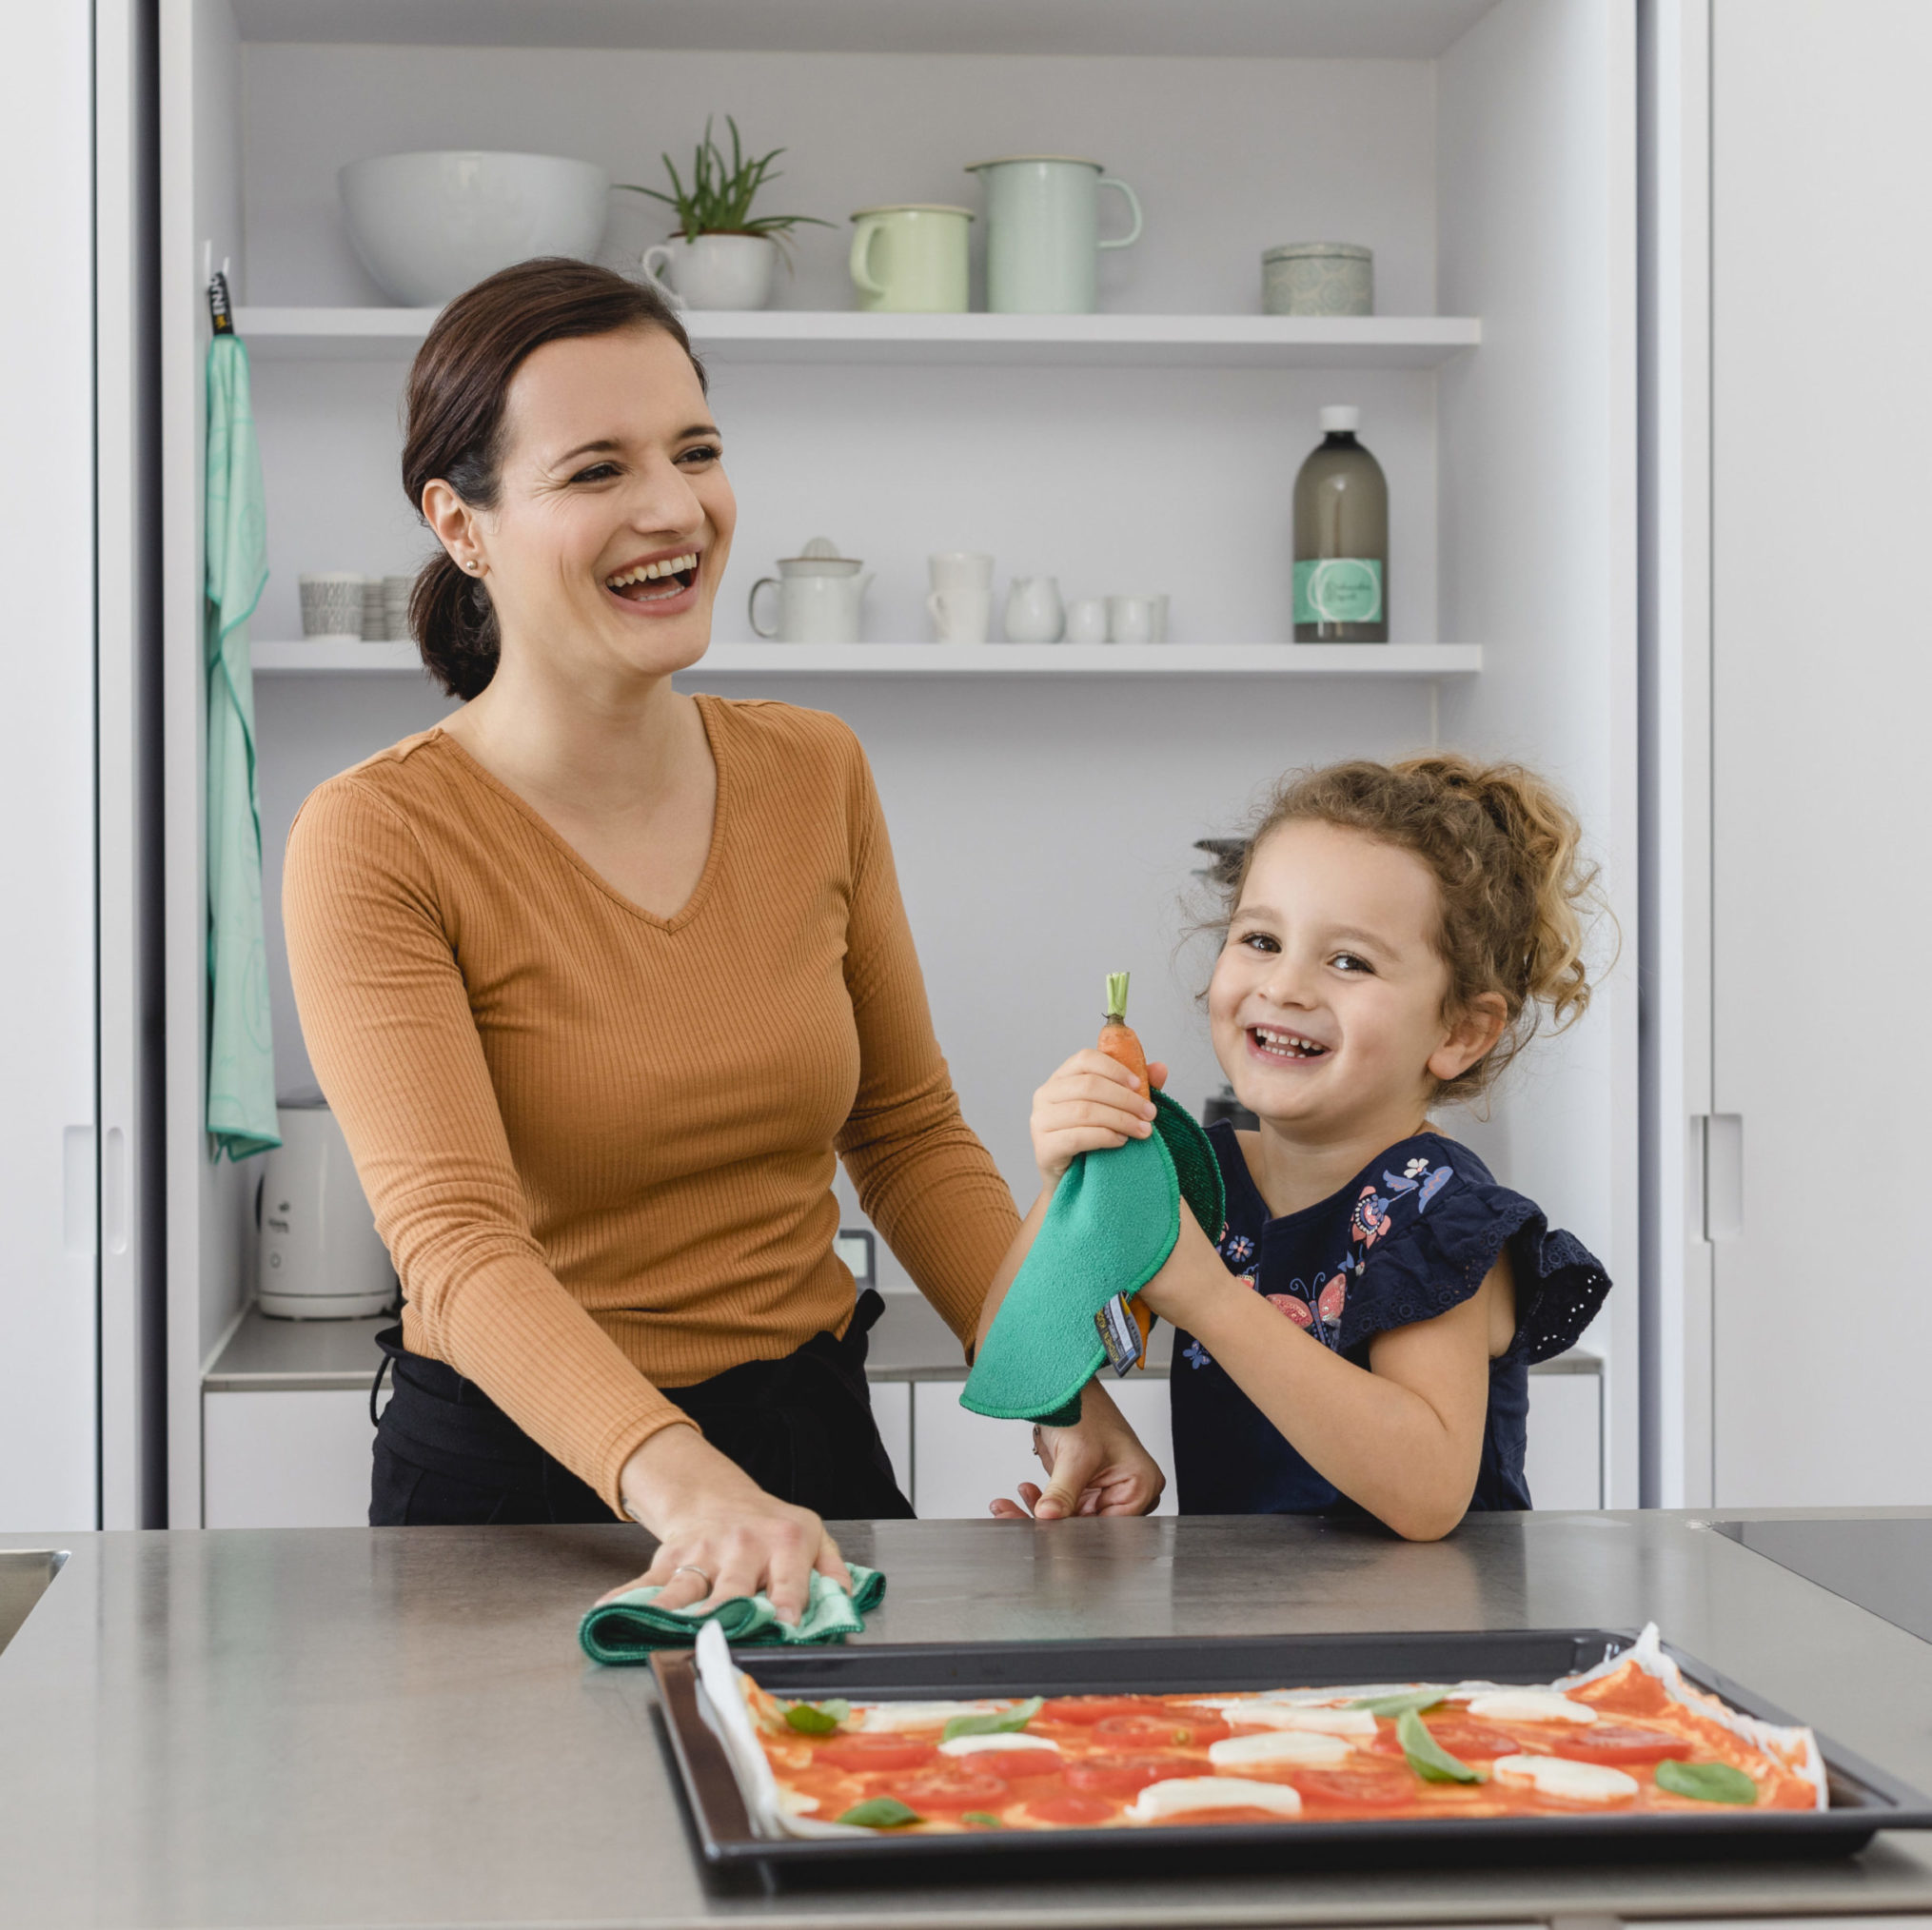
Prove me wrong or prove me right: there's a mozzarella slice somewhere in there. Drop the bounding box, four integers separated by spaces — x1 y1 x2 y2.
1127 1776 1304 1822
858 1700 1002 1733
1491 1754 1639 1802
1465 1690 1598 1725
937 1732 1061 1758
1208 1729 1353 1769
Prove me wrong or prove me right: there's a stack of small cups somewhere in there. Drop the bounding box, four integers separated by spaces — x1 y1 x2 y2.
382 575 413 642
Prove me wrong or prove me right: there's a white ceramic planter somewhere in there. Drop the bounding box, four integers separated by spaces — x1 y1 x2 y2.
640 233 779 310
338 150 610 306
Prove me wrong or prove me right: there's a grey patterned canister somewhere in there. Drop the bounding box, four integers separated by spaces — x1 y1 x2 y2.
1262 242 1373 317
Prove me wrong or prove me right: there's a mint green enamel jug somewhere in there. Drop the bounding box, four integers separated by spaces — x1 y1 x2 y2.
965 155 1143 314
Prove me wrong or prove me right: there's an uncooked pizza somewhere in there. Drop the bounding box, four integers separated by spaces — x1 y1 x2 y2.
698 1625 1824 1838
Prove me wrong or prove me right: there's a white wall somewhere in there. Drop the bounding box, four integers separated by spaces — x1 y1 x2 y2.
0 7 100 1528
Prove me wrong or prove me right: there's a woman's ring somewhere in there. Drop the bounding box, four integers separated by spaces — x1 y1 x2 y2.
673 1565 714 1591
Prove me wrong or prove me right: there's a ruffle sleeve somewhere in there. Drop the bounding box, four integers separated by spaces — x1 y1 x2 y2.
1332 1173 1609 1365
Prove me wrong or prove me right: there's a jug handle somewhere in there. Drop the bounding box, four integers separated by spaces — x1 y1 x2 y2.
849 218 888 299
1096 177 1144 251
638 243 686 309
748 577 782 639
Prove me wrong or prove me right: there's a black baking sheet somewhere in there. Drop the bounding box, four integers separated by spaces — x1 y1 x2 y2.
650 1626 1932 1883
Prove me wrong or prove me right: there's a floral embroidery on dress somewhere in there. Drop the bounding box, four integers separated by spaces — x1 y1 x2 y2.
1351 1187 1396 1248
1221 1232 1255 1266
1404 1156 1430 1179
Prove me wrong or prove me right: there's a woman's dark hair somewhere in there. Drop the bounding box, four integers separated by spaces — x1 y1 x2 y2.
401 257 705 699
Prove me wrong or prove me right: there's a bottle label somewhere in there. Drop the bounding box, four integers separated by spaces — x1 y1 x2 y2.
1293 558 1383 624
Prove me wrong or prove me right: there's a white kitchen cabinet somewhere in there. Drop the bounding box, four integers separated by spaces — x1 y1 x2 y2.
1523 1368 1603 1512
204 1388 384 1529
161 0 1639 1521
869 1380 913 1505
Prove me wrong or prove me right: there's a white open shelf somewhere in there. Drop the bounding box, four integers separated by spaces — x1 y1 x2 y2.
252 640 1483 678
235 307 1481 369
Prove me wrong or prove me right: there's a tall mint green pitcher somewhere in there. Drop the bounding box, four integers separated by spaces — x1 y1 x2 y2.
965 155 1143 314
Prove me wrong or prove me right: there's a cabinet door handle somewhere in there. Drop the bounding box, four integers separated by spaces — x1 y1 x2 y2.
1703 1113 1744 1242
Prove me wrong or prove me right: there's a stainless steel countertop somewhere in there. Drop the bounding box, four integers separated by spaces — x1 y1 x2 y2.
3 1510 1930 1929
204 1297 1600 1391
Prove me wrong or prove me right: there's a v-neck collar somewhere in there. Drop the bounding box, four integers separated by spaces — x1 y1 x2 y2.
428 691 730 934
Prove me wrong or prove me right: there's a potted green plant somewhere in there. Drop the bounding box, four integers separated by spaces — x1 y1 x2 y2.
619 116 830 311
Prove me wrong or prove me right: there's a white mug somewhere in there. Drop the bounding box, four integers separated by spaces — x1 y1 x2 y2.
1004 576 1065 643
749 570 875 643
1064 598 1108 642
1107 594 1159 643
926 552 994 643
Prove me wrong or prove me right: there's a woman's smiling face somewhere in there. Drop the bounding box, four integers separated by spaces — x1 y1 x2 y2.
1209 820 1483 1140
465 324 735 682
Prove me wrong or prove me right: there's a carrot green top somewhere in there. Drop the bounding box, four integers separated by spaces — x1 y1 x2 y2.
1105 972 1131 1024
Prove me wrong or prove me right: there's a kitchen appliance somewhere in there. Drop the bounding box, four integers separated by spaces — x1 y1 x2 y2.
926 551 993 641
748 537 874 643
640 233 778 311
965 156 1142 314
338 151 609 306
849 205 973 313
256 1098 395 1320
1263 242 1374 317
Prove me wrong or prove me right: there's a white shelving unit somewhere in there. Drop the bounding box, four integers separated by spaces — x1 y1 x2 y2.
163 0 1640 1527
253 640 1485 678
236 305 1482 368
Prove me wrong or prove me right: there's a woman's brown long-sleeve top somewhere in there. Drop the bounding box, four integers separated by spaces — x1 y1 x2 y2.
283 696 1020 1513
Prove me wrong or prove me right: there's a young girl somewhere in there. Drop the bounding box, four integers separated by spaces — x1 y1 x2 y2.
980 754 1610 1540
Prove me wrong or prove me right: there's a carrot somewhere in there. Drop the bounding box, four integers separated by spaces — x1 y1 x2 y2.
1098 973 1148 1099
1097 973 1156 1368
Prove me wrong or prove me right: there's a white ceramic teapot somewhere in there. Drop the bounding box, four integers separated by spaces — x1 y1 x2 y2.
749 537 875 643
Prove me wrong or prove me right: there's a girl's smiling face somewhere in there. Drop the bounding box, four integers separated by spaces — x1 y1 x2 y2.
1209 820 1503 1143
432 324 735 684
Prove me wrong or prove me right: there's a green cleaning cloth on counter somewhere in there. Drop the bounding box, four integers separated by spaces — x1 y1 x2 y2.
203 328 280 1161
579 1565 886 1663
962 1089 1225 1427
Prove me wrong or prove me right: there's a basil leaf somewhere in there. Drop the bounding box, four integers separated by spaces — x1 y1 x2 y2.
1655 1759 1758 1805
941 1696 1045 1743
1396 1706 1484 1784
782 1698 851 1735
959 1811 1003 1828
1350 1688 1450 1718
837 1797 923 1829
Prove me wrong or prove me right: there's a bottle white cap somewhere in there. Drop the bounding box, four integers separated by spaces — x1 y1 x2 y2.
1320 405 1360 434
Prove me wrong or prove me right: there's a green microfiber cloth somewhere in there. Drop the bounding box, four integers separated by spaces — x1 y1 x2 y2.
962 1089 1224 1426
579 1565 885 1663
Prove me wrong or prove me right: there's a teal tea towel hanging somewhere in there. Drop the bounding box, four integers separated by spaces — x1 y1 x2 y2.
204 318 279 1161
961 1089 1224 1425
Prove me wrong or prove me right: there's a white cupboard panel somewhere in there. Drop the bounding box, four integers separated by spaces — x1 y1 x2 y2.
912 1379 1177 1520
204 1389 383 1529
1525 1374 1602 1511
868 1381 912 1506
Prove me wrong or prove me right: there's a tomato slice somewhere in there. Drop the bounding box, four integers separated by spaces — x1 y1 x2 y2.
1038 1696 1171 1726
1288 1763 1417 1810
1027 1793 1117 1827
886 1769 1013 1814
1536 1722 1695 1765
816 1735 939 1774
1064 1752 1192 1796
950 1748 1065 1781
1092 1711 1232 1750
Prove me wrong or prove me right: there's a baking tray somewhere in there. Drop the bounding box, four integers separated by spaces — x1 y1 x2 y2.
650 1627 1932 1884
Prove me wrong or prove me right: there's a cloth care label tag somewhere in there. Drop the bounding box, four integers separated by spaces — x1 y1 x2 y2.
1293 558 1383 624
1095 1293 1146 1377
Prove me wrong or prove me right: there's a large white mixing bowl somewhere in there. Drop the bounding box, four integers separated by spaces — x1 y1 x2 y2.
339 150 610 306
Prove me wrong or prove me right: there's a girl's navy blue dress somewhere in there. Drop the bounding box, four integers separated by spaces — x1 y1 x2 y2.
1170 1124 1609 1515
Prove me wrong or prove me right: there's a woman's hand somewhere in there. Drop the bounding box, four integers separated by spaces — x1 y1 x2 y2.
989 1382 1165 1519
1030 1051 1169 1190
598 1423 853 1625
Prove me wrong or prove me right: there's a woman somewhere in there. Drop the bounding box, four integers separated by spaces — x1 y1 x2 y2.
284 260 1157 1619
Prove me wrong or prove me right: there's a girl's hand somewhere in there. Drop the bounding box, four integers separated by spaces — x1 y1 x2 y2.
1030 1051 1169 1189
988 1385 1165 1519
599 1424 853 1625
1136 1206 1232 1330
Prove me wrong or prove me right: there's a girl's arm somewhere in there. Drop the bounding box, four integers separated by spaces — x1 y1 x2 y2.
1141 1212 1509 1541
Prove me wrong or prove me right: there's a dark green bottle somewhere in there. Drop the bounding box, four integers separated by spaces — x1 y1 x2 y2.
1292 405 1388 642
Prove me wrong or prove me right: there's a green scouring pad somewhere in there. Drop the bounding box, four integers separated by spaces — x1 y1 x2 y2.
961 1089 1225 1427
